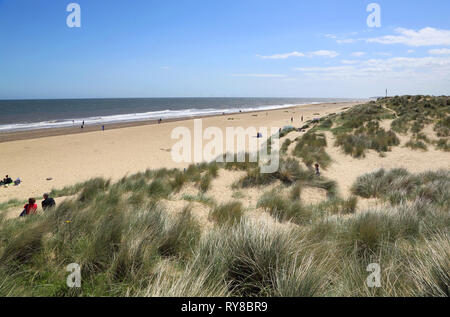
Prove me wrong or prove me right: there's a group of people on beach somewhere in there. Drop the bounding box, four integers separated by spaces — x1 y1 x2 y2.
0 175 21 187
291 114 304 123
19 193 56 217
0 173 56 216
78 120 107 131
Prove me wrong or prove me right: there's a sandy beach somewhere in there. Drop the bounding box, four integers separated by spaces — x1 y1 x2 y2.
0 102 360 203
2 100 449 206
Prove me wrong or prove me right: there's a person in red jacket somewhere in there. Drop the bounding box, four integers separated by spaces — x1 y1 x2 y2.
20 198 38 217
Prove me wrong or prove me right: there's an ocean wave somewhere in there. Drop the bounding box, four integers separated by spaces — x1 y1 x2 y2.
0 103 318 132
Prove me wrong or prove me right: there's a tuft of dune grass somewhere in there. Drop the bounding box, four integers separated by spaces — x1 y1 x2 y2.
191 218 330 297
351 169 449 208
199 172 212 193
257 191 313 225
293 132 331 168
210 201 244 226
236 158 337 198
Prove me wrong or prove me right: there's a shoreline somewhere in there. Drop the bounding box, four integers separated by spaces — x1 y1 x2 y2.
0 102 360 143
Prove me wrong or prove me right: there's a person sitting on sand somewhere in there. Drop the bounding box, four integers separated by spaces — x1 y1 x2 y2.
20 198 38 217
315 163 321 176
14 178 21 186
2 175 13 186
42 193 56 211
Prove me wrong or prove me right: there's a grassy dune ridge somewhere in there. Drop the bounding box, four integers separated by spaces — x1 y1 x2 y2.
0 96 449 297
308 95 449 156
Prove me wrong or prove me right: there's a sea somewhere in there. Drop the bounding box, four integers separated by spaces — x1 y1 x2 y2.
0 97 357 132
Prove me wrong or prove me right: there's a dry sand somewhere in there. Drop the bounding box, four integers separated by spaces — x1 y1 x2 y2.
322 129 450 199
0 102 359 203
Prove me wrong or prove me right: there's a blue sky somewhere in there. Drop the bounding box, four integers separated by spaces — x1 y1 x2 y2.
0 0 449 99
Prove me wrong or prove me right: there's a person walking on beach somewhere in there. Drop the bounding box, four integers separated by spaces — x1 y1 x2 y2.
20 198 38 217
102 125 105 131
291 117 293 123
315 163 321 176
42 193 56 211
301 115 304 122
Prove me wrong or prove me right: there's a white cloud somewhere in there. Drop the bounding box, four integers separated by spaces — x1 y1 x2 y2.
259 51 306 59
366 27 450 47
230 74 286 78
310 50 339 58
293 56 450 80
309 50 339 58
294 66 353 73
351 52 366 57
325 32 360 44
407 50 415 54
429 48 450 55
259 50 338 59
336 39 356 44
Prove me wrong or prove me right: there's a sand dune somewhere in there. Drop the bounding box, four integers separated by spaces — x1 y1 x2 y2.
322 129 450 199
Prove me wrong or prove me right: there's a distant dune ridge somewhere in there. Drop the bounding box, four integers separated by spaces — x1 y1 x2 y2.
0 96 449 297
